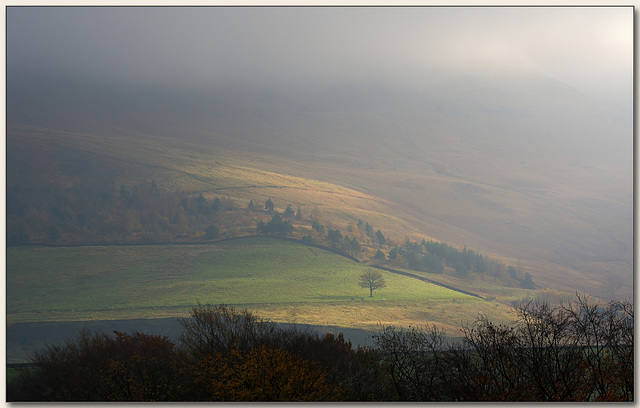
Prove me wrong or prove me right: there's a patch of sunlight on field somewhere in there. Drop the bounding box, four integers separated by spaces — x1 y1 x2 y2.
159 159 413 243
7 238 481 328
254 299 518 338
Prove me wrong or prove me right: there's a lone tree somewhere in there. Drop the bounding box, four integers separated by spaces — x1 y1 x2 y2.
359 269 386 297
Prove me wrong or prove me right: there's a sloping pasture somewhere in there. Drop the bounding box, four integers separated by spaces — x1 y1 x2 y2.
7 237 479 325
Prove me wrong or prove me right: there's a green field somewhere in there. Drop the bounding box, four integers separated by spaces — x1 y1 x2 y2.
8 237 504 332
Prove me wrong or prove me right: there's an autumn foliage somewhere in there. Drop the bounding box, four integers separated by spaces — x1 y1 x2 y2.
191 344 340 401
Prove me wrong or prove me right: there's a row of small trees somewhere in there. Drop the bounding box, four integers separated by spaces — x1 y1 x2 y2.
8 295 633 402
246 197 533 288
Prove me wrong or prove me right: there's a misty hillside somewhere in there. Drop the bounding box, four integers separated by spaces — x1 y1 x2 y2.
7 70 632 298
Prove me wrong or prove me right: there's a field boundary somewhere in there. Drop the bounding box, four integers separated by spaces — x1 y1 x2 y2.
370 265 485 300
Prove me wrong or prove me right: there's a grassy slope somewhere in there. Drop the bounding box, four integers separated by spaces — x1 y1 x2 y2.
7 120 630 304
6 237 517 336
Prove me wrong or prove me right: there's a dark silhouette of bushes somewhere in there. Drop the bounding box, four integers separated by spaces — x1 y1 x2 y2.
177 303 281 359
8 296 633 402
7 329 182 401
176 304 388 401
373 294 633 401
189 343 341 401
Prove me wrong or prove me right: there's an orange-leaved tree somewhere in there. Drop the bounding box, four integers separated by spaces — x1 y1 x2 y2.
192 344 344 401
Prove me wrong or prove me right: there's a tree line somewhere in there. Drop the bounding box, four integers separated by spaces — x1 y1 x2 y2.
8 295 632 402
7 179 240 245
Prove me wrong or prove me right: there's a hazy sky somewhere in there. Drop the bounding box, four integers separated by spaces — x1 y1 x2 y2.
7 6 632 112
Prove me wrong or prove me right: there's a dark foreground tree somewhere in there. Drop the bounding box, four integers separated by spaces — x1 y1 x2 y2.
8 328 183 401
191 344 340 401
359 269 386 297
177 303 281 359
372 294 633 401
460 295 633 401
373 324 453 401
177 304 388 401
9 306 360 402
8 296 631 402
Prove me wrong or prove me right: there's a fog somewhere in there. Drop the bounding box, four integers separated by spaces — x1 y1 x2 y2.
6 6 634 297
7 6 632 114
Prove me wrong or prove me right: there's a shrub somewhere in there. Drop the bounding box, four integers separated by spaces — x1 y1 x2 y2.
177 304 281 359
8 328 182 401
191 344 341 401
